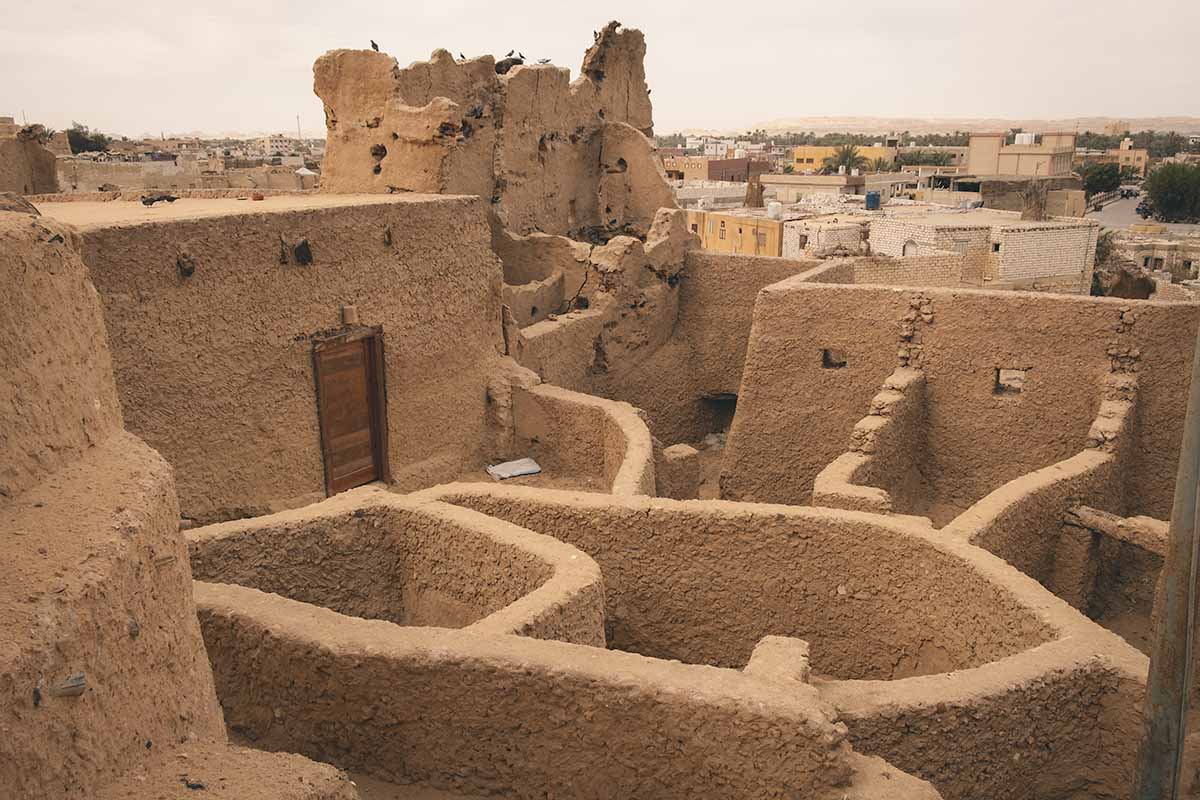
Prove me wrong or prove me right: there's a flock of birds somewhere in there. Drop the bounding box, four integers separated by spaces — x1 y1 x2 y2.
368 40 554 72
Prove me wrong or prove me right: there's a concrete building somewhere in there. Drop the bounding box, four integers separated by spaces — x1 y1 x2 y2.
686 209 783 256
869 209 1100 292
1074 137 1151 177
761 173 867 201
966 132 1076 176
662 155 768 183
792 143 899 172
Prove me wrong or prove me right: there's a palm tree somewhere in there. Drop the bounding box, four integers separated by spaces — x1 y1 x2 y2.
870 157 892 173
822 144 868 174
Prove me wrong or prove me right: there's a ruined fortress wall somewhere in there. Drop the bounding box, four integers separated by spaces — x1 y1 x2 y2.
602 251 819 445
724 282 1199 517
437 486 1053 680
313 23 674 239
0 210 228 797
71 196 505 521
0 137 58 194
0 213 123 499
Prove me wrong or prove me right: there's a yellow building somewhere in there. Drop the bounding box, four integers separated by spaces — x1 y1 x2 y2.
792 144 898 171
685 210 783 256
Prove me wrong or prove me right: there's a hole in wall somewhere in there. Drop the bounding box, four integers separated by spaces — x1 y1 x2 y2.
822 349 847 369
701 393 737 434
994 368 1026 395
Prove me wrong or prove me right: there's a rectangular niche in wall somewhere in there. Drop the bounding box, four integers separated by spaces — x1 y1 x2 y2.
822 349 848 369
994 368 1027 395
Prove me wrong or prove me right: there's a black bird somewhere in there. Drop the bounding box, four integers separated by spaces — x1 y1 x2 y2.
370 39 379 51
593 30 598 40
459 52 466 60
518 51 524 59
506 49 514 57
537 58 550 64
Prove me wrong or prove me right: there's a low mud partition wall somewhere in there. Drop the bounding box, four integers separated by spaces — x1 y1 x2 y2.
427 485 1054 679
187 489 605 644
193 585 893 799
511 383 655 495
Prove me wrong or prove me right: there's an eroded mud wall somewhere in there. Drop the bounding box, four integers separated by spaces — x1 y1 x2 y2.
74 196 506 521
724 281 1200 517
600 252 820 445
439 487 1052 679
313 22 674 239
0 209 226 796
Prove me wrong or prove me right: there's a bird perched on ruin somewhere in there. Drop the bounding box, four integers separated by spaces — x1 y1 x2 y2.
537 58 550 64
506 50 514 57
370 40 379 51
459 52 466 60
518 52 525 59
495 56 524 75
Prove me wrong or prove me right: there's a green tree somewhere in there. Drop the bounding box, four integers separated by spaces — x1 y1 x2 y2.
1144 163 1200 222
822 144 867 174
1081 162 1121 196
870 156 892 173
66 122 111 153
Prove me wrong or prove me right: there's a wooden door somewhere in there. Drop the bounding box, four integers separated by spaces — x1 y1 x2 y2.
313 330 389 495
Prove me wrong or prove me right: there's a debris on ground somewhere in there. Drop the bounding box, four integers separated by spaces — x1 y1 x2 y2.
486 458 541 480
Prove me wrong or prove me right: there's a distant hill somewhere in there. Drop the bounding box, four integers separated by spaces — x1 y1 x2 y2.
677 116 1200 137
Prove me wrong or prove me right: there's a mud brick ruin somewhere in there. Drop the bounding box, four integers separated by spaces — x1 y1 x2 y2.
4 21 1200 800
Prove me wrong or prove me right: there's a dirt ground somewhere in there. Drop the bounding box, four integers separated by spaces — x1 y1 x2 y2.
349 773 484 800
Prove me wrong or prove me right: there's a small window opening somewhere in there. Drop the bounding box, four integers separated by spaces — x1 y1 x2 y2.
690 223 698 232
992 242 1001 253
822 349 847 369
994 368 1026 395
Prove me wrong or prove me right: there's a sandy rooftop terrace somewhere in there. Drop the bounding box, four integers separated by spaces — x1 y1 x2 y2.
33 193 454 230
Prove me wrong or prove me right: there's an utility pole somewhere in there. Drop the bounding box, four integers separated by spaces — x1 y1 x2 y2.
1136 323 1200 799
296 114 302 144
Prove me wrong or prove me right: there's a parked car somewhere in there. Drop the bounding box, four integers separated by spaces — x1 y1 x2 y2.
1136 201 1153 219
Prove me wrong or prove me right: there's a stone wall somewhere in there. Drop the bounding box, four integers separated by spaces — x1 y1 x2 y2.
838 253 964 287
994 222 1098 291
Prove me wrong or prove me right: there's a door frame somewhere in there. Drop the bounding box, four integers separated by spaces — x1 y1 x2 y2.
311 325 391 496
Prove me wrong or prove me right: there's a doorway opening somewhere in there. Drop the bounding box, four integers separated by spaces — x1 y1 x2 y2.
312 327 390 495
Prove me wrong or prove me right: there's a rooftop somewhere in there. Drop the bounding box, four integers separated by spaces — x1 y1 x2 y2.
33 193 448 231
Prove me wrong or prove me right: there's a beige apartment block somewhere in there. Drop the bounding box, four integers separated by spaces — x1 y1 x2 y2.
966 131 1076 176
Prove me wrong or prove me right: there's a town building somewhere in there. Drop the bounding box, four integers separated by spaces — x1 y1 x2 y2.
662 155 769 183
792 142 899 172
966 131 1076 176
685 208 783 256
1074 137 1151 177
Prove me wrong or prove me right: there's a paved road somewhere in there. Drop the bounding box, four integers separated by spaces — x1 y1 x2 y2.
1087 196 1200 234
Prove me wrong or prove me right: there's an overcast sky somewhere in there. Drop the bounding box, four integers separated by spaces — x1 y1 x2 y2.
2 0 1197 138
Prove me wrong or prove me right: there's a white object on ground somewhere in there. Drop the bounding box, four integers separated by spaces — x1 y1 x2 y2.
486 458 542 481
